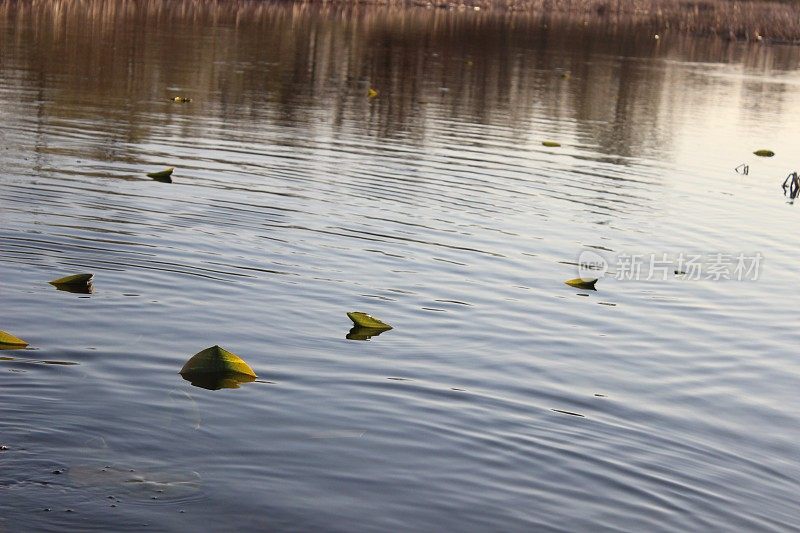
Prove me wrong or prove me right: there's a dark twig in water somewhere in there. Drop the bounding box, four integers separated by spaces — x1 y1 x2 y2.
782 171 799 202
551 409 585 417
735 163 749 175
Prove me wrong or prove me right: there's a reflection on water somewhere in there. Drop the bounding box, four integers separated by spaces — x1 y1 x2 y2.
180 371 257 390
50 282 94 294
346 325 393 340
4 0 800 164
1 1 800 532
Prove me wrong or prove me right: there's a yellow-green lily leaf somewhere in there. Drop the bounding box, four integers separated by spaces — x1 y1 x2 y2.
347 312 392 330
50 273 94 286
0 330 29 347
179 345 257 378
753 149 775 157
146 167 174 179
172 96 192 103
542 141 561 148
368 88 379 98
564 278 598 290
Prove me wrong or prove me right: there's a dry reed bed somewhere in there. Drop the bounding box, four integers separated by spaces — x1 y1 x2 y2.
309 0 800 42
3 0 799 42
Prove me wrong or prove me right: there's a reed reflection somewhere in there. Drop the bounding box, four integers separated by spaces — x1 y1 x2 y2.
1 0 798 164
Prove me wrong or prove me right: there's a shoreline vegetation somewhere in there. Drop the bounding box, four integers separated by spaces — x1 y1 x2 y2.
307 0 797 42
2 0 800 43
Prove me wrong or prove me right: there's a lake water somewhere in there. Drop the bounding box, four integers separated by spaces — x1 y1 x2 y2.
1 1 799 531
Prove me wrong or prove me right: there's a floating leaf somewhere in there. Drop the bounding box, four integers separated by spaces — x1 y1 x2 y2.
564 278 598 290
346 326 391 341
50 273 93 285
50 273 93 286
146 167 174 179
0 330 29 347
50 273 93 293
753 149 775 157
172 96 191 103
347 312 392 330
542 141 561 148
180 345 256 378
368 88 379 98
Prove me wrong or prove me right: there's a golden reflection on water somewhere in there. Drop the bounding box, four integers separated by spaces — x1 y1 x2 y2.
2 0 799 165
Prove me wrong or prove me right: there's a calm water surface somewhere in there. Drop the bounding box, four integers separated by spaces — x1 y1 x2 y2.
1 1 799 531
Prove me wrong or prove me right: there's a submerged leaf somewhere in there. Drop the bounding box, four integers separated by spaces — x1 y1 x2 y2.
0 330 29 347
68 465 201 493
564 278 598 290
172 96 192 103
347 312 392 330
146 167 174 179
542 141 561 148
179 345 257 378
0 356 78 364
753 149 775 157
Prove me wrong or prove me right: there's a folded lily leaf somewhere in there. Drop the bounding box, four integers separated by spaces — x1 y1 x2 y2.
0 330 29 347
564 278 598 290
542 141 561 147
146 167 174 179
50 273 93 286
347 312 392 330
180 345 257 378
753 149 774 157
